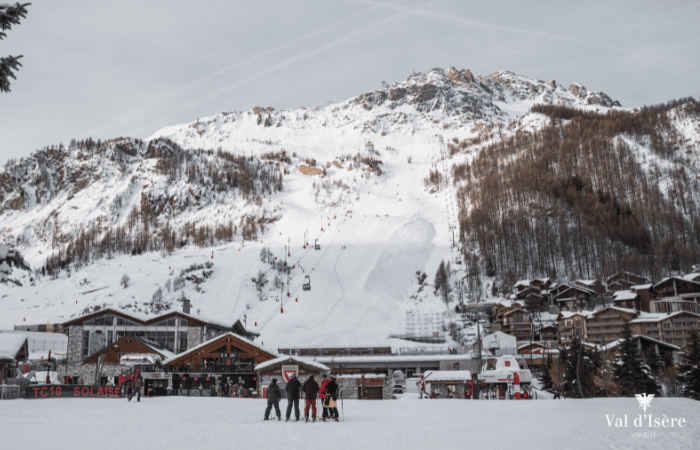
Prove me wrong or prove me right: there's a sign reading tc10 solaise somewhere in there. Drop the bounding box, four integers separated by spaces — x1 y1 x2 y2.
25 385 122 399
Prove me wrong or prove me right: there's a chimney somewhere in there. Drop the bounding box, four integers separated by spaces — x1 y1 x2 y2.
182 298 191 314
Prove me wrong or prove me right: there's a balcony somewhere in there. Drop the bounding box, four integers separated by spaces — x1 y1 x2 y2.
137 362 254 374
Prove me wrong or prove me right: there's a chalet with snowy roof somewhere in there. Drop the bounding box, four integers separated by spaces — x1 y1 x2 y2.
629 311 700 349
612 290 641 310
556 311 592 344
0 334 28 384
515 286 547 312
61 307 258 365
573 279 604 294
653 276 700 303
554 284 597 311
161 332 278 396
585 307 639 344
499 308 531 341
605 272 648 293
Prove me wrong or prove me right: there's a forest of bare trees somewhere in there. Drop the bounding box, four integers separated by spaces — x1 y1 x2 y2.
454 99 700 282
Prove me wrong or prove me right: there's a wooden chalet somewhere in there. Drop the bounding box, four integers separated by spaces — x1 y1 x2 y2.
500 308 531 341
554 284 597 311
62 307 258 364
556 311 592 344
0 334 28 384
653 277 700 303
573 279 604 294
161 332 278 395
515 286 547 312
585 307 639 344
605 272 648 293
612 290 641 311
630 311 700 349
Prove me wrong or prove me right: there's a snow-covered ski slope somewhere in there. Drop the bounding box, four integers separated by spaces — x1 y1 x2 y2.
1 396 698 449
0 67 648 348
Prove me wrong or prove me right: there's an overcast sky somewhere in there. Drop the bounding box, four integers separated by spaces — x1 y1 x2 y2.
1 0 698 162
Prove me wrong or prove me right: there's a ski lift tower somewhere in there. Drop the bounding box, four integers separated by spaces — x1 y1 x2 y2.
437 135 446 160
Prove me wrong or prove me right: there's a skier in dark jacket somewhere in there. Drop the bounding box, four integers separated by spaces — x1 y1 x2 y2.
285 374 302 421
323 377 340 421
264 378 282 420
302 374 320 421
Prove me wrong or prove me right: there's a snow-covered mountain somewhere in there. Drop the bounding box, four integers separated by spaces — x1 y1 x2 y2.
3 67 697 349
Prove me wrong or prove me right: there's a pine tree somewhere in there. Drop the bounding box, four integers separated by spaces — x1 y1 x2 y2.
0 3 30 93
678 330 700 401
613 323 659 396
562 334 599 398
539 353 555 391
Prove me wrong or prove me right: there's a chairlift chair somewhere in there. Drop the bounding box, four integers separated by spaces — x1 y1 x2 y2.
314 239 320 250
303 275 311 291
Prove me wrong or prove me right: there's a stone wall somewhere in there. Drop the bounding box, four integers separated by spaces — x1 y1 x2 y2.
67 326 83 364
58 363 131 385
438 359 479 373
187 327 203 350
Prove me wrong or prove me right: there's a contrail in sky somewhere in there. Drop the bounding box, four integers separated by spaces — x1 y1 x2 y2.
345 0 697 69
176 1 439 113
138 3 384 111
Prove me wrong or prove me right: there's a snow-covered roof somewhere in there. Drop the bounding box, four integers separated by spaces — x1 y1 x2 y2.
631 284 653 290
254 355 330 372
575 279 598 286
591 306 638 316
682 273 700 282
28 351 66 361
630 310 700 323
557 310 593 319
139 338 176 360
163 332 278 364
613 290 638 301
423 370 472 382
64 307 234 330
600 335 681 352
0 333 27 361
514 280 531 287
315 354 477 364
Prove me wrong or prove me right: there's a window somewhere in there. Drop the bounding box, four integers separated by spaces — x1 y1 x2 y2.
82 330 90 357
179 318 188 327
178 332 188 353
108 331 113 344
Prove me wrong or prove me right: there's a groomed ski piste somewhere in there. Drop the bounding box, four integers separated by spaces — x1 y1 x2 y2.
1 394 698 449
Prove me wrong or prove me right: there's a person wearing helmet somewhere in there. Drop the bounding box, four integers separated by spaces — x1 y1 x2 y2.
285 373 302 421
264 378 282 421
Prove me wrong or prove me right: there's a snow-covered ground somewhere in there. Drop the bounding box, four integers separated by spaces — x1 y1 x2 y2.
1 396 697 449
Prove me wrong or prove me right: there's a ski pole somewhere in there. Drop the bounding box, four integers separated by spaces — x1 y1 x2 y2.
341 391 344 422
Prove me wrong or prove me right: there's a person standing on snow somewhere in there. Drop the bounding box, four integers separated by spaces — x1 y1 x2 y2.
302 374 320 421
417 376 426 399
323 376 340 422
285 373 302 421
264 378 282 421
318 374 331 420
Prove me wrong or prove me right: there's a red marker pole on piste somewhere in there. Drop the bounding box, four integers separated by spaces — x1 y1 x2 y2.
514 372 521 400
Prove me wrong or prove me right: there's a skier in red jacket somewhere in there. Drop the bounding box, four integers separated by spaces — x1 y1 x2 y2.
318 374 331 420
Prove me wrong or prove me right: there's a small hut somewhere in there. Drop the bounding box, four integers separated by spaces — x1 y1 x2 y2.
422 370 473 399
254 355 330 398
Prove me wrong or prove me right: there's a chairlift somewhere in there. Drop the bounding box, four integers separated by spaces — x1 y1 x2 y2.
303 275 311 291
314 239 320 250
